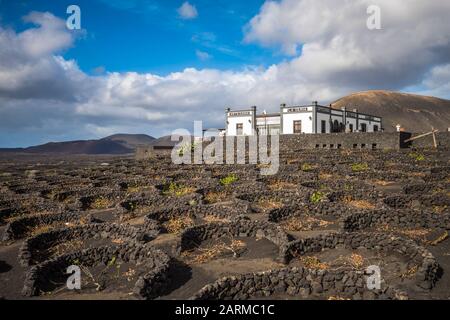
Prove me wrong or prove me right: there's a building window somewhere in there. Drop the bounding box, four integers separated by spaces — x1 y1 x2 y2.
293 120 302 134
349 124 354 132
321 120 326 133
361 123 367 132
373 125 379 132
236 123 243 135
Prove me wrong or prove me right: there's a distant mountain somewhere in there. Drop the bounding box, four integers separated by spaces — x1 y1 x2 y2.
24 139 133 154
101 134 155 149
0 134 155 155
149 135 182 148
332 90 450 132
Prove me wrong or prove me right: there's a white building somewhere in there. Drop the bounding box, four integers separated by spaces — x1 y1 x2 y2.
225 102 382 136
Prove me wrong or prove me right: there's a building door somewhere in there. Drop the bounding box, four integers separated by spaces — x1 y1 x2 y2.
373 125 379 132
349 123 354 132
361 123 367 132
293 120 302 134
236 123 243 135
332 120 339 133
321 120 326 133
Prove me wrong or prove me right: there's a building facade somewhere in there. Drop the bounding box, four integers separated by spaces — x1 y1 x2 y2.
225 102 382 136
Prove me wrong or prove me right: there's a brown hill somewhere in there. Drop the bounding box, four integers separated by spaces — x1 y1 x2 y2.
23 139 133 155
332 90 450 133
0 134 155 155
101 134 155 149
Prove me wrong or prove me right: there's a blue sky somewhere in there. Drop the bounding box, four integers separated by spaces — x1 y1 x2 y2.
0 0 449 147
0 0 282 75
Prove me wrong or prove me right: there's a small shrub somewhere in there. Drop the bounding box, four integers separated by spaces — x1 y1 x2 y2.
162 182 194 196
348 253 364 269
163 216 194 234
219 174 238 186
268 180 297 190
280 216 331 231
318 172 333 180
310 191 325 203
400 265 418 279
126 186 141 194
184 239 246 264
204 191 228 204
409 152 425 161
300 256 329 270
90 197 111 209
351 162 369 172
301 163 314 172
257 199 283 210
345 199 376 210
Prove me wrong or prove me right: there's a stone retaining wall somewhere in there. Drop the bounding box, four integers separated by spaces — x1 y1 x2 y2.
342 209 450 232
280 232 439 290
190 267 407 300
19 223 153 266
2 211 81 241
177 216 290 259
22 244 170 299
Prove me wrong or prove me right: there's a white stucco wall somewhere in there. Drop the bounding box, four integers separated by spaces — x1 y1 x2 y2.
256 116 280 126
227 115 253 135
315 112 330 133
346 118 358 132
282 112 314 134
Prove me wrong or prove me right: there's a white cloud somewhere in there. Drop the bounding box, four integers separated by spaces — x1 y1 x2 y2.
416 64 450 98
177 2 198 20
244 0 450 90
0 11 89 101
196 50 212 61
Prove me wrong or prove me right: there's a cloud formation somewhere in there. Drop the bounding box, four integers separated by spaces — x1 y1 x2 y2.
1 1 450 147
245 0 450 89
196 50 212 61
177 2 198 20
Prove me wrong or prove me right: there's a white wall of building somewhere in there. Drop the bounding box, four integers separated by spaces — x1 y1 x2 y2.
282 112 314 134
358 119 372 132
256 116 280 126
346 117 358 132
227 115 253 135
315 112 330 133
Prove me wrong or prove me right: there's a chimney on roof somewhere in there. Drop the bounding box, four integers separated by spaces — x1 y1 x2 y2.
353 108 358 113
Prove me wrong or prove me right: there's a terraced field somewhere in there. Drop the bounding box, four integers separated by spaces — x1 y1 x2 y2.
0 149 449 300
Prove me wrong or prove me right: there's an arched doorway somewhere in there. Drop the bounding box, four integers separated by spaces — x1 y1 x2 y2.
332 120 339 133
